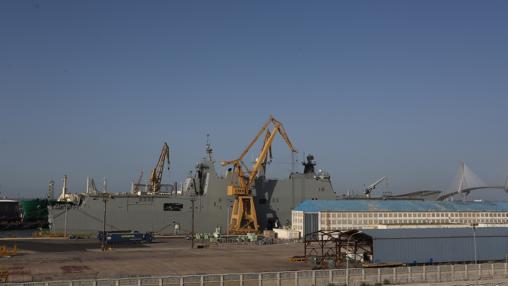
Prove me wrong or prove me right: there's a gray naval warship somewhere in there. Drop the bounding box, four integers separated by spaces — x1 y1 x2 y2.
48 146 336 234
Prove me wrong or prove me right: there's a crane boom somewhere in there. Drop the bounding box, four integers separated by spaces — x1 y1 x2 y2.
222 116 297 234
365 176 386 196
221 115 297 166
150 143 170 193
132 171 144 194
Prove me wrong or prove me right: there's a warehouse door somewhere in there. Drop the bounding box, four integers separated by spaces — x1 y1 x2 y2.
304 213 319 240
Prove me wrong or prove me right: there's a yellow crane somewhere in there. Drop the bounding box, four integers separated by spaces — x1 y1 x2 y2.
221 116 297 234
150 143 170 193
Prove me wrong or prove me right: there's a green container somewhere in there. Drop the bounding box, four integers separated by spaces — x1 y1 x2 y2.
19 199 49 222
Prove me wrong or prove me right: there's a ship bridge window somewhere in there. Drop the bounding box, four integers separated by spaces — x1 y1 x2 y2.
164 203 183 211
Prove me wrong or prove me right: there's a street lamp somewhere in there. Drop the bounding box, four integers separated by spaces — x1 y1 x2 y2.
64 203 68 237
346 231 363 286
471 223 478 264
226 199 233 243
101 193 111 251
226 205 230 242
191 195 195 249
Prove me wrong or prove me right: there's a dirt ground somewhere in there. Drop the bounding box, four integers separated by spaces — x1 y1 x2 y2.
0 238 311 282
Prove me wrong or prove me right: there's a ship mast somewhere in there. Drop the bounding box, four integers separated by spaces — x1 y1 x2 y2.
205 134 213 161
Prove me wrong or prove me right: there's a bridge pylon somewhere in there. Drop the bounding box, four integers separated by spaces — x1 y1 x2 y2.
437 162 505 201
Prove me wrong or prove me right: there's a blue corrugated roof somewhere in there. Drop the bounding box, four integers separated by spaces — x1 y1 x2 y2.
294 200 508 212
362 227 508 239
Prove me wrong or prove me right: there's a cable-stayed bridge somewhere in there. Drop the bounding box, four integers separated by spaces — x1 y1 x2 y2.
437 162 508 201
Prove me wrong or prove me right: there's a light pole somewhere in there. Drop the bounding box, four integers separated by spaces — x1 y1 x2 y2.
100 193 111 251
346 231 362 286
471 223 478 264
191 196 195 249
226 205 230 243
102 197 107 250
64 203 68 237
226 199 233 243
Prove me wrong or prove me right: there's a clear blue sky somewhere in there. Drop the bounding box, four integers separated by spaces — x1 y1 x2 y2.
1 1 507 199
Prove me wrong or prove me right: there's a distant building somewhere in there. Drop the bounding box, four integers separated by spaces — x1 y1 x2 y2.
292 200 508 236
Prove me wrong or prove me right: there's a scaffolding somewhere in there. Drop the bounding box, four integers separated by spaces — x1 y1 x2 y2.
303 230 372 267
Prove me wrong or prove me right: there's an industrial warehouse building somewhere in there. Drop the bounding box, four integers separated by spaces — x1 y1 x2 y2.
365 227 508 263
304 228 508 264
360 228 508 264
292 200 508 236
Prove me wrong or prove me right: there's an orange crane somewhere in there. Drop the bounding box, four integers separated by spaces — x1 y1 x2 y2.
221 116 297 234
150 143 170 193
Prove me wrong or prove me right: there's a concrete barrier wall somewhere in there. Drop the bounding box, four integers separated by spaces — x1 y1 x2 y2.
5 262 508 286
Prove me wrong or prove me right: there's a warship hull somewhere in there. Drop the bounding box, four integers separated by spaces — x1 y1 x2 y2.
48 158 336 234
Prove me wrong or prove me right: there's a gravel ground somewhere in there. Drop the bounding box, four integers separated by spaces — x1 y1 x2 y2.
0 238 309 282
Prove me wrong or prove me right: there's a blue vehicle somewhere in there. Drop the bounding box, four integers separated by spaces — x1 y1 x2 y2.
97 231 153 244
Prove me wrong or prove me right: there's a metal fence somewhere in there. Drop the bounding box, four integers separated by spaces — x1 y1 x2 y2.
5 262 508 286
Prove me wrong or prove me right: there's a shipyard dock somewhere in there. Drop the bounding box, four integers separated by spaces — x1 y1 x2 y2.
0 238 308 282
3 237 508 286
